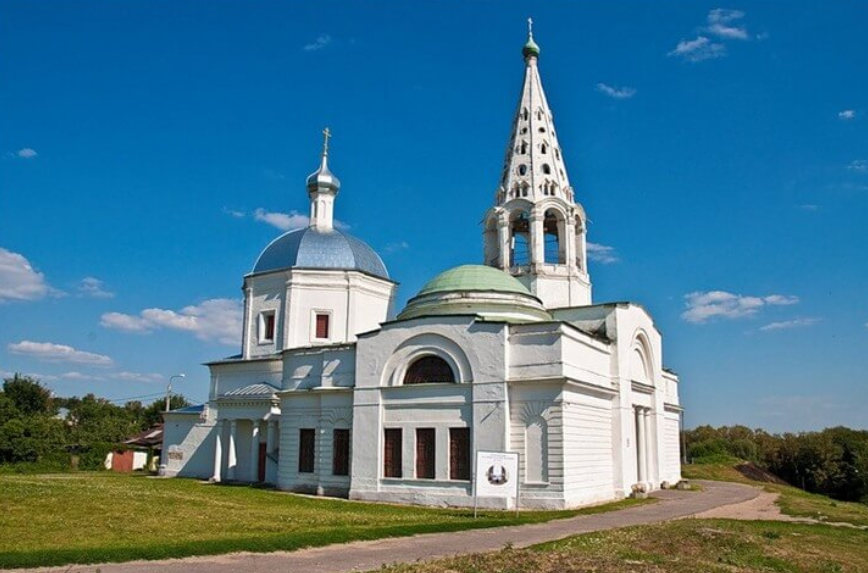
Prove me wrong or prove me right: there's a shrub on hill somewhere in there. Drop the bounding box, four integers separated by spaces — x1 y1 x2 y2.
685 425 868 505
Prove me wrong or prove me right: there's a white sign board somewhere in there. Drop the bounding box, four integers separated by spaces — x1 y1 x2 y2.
474 451 519 499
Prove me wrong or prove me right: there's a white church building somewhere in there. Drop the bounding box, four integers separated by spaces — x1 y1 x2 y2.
162 27 683 509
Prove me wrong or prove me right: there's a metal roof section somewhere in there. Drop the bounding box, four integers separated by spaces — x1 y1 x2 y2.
417 265 533 296
398 265 550 322
251 227 389 279
220 382 281 398
171 404 205 414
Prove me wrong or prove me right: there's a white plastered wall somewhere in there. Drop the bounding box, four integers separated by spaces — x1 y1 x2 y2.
277 389 354 496
161 411 216 478
349 316 511 508
508 321 617 509
243 269 396 358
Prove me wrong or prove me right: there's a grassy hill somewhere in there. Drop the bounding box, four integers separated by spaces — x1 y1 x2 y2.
683 461 868 527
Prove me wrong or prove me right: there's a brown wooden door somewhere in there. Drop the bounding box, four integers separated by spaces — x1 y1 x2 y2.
450 428 470 480
258 442 267 482
416 428 435 479
384 429 402 478
112 450 134 472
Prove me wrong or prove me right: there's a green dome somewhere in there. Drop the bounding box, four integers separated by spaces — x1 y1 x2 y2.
522 37 540 59
418 265 531 296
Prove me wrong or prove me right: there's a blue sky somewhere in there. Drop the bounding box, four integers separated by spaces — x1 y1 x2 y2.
1 1 866 432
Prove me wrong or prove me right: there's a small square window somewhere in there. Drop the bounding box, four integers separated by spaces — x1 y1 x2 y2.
315 313 330 340
259 312 276 343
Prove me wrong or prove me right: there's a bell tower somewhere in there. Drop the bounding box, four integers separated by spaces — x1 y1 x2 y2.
483 20 591 309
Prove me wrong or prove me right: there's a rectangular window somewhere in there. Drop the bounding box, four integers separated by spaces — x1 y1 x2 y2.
298 428 315 473
259 312 276 343
415 428 436 479
332 429 350 476
383 428 402 478
449 428 471 481
315 313 330 339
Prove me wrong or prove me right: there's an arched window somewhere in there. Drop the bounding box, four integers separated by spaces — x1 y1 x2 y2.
540 142 548 155
544 209 566 264
554 148 561 160
542 164 552 175
518 164 528 176
510 210 530 266
404 356 455 385
521 108 529 121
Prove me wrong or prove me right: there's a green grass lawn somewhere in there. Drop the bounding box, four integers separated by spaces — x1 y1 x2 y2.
0 472 648 569
376 463 868 573
378 519 868 573
683 462 868 527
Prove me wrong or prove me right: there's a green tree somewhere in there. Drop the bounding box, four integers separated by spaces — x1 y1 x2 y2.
140 395 190 429
2 374 55 416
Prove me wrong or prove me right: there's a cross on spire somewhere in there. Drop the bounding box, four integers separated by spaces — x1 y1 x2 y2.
322 127 331 157
528 17 534 39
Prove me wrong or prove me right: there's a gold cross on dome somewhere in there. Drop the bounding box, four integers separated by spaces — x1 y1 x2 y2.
322 127 331 156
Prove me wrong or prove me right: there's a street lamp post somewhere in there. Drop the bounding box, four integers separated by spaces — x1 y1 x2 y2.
165 374 186 413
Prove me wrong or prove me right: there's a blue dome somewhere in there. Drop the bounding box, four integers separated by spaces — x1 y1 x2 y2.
252 227 389 279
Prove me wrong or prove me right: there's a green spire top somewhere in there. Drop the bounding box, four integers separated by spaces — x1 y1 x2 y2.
522 17 540 59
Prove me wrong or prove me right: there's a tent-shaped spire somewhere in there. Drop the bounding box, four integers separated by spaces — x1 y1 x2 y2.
498 19 573 205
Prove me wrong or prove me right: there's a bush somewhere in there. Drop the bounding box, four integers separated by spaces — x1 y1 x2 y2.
78 443 120 471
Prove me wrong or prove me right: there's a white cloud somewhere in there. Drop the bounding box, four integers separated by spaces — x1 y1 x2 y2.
0 248 59 302
762 294 799 306
668 36 727 62
59 371 106 381
16 148 37 159
77 277 114 299
101 298 243 345
595 83 637 100
586 242 620 264
223 207 245 218
8 341 114 367
54 370 163 384
383 241 410 254
838 110 856 120
759 317 821 332
254 208 310 231
113 371 164 384
706 8 749 40
303 34 332 52
681 291 799 324
100 312 150 332
253 208 348 232
847 159 867 173
669 9 754 62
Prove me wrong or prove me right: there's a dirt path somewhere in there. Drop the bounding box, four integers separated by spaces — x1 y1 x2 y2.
690 489 810 522
7 480 762 573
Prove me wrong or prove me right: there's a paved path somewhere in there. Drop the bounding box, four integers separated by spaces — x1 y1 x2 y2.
17 481 758 573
